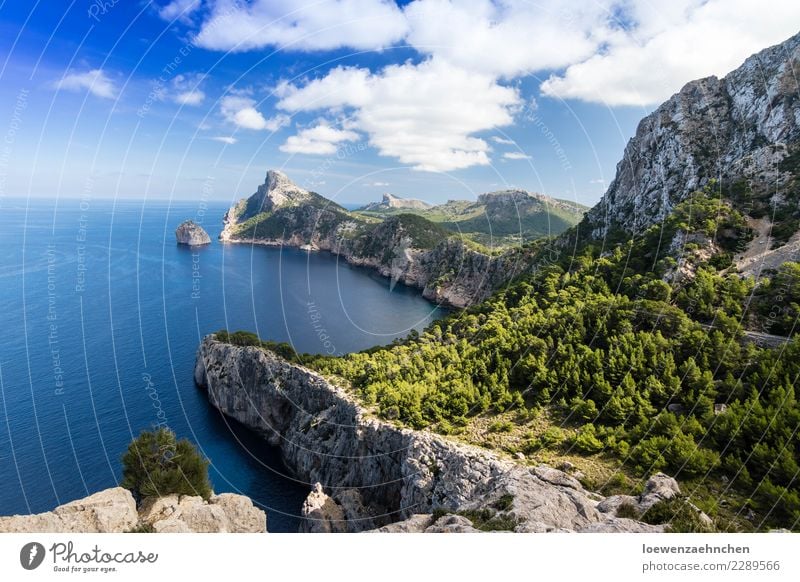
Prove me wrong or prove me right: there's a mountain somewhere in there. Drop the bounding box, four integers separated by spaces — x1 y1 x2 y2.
211 33 800 532
358 193 433 212
219 170 541 306
584 32 800 246
357 188 586 246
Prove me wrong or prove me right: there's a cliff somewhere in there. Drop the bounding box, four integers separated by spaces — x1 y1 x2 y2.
194 336 678 533
359 192 433 211
175 220 211 246
0 488 266 533
585 32 800 240
219 170 537 307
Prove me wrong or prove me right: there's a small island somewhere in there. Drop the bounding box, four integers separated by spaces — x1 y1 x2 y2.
175 220 211 246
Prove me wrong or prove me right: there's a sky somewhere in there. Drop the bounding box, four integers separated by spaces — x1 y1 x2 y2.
0 1 798 207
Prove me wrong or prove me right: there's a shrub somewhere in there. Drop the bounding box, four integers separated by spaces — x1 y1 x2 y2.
488 420 514 433
572 425 603 454
641 498 712 533
121 428 212 502
616 502 640 519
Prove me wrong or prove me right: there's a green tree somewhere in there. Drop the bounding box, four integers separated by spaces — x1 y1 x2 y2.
121 428 212 501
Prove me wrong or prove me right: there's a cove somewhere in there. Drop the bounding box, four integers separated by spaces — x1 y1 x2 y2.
0 198 444 531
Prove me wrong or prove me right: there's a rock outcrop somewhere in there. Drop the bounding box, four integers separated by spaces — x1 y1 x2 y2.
359 193 432 211
195 335 665 533
0 488 266 533
175 220 211 246
585 32 800 239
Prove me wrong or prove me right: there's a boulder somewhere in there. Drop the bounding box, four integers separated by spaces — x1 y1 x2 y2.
300 483 347 533
0 487 137 533
175 220 211 246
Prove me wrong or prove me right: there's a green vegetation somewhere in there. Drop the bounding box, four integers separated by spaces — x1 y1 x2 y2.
356 192 586 248
121 428 212 501
641 498 712 533
218 187 800 530
214 330 301 362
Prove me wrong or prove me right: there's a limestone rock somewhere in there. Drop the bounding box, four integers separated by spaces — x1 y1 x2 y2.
300 483 347 533
596 495 640 516
0 487 137 533
195 336 661 533
579 518 666 533
139 493 266 533
639 473 681 510
175 220 211 246
585 32 800 239
424 514 480 533
372 514 434 533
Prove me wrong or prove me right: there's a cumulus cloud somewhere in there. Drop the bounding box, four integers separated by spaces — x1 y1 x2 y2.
175 0 800 169
55 69 116 99
170 73 206 105
280 124 359 155
277 59 520 171
211 136 237 144
158 0 201 22
503 152 532 160
541 0 800 105
193 0 407 52
220 95 290 130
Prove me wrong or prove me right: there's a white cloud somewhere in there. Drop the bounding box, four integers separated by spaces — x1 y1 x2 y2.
503 152 532 160
194 0 407 52
280 123 359 155
158 0 201 22
211 136 237 144
277 59 520 171
492 136 515 145
403 0 613 79
541 0 800 106
364 181 390 186
170 73 205 105
55 69 116 99
220 95 290 130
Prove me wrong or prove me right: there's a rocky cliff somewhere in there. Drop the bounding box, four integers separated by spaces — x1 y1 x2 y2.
585 32 800 240
219 170 536 307
175 220 211 246
0 488 266 533
194 336 679 533
359 192 432 211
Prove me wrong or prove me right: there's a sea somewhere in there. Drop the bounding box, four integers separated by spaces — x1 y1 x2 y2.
0 198 444 532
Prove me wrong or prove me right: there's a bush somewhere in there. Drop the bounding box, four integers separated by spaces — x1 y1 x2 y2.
616 502 640 519
572 425 604 454
488 420 514 433
121 428 212 501
641 498 712 533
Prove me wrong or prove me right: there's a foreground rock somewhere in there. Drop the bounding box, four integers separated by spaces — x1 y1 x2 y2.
0 488 266 533
196 336 665 533
175 220 211 246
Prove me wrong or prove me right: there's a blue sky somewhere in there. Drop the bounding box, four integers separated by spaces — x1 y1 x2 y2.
0 1 798 207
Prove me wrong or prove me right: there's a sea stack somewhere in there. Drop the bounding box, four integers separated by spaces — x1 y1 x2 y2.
175 220 211 246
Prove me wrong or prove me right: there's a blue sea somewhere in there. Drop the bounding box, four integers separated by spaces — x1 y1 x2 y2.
0 198 444 532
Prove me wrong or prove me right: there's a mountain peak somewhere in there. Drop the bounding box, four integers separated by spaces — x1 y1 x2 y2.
585 32 800 239
261 169 309 210
360 193 432 211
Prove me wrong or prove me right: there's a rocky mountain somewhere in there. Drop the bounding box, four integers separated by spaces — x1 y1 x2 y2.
0 487 266 533
219 170 541 307
357 188 586 245
175 220 211 246
584 32 800 244
195 335 686 533
359 192 432 211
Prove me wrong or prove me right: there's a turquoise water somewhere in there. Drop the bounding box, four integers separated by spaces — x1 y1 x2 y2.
0 198 444 531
